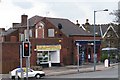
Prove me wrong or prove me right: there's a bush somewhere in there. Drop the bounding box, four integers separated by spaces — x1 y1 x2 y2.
100 51 108 62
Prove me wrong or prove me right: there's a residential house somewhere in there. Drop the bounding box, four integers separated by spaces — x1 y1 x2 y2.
82 19 119 62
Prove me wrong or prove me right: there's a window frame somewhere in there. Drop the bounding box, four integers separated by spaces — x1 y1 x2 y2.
48 29 55 37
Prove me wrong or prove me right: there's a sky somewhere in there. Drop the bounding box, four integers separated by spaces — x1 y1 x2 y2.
0 0 119 29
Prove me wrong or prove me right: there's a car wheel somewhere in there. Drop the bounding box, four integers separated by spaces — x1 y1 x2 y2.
11 76 15 80
18 76 20 80
35 74 41 79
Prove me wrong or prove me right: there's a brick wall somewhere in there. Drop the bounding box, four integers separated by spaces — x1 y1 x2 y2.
1 42 21 74
5 30 19 42
30 37 73 66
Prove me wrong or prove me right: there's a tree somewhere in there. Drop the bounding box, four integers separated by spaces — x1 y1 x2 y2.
110 10 120 23
110 10 120 53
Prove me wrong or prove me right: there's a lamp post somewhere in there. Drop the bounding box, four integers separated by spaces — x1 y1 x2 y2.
93 9 108 72
76 43 80 72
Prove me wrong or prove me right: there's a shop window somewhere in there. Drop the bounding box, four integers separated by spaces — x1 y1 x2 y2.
37 51 49 64
48 29 55 37
36 50 60 65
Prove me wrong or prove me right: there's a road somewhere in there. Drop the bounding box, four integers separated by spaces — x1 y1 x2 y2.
46 65 118 78
1 64 119 80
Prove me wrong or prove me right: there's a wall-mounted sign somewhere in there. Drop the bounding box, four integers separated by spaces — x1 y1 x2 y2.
36 45 61 51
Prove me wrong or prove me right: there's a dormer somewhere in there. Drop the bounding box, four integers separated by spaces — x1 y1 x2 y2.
35 21 45 38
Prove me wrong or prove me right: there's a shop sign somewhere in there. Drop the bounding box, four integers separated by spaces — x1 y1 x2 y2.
36 45 61 51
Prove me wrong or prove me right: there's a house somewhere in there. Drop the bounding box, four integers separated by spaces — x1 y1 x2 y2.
0 15 102 74
82 19 119 62
102 24 119 48
82 19 119 49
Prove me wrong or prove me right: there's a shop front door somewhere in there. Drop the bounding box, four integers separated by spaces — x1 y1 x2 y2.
87 47 93 63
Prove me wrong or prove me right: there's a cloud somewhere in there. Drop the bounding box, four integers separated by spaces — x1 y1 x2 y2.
12 0 33 9
30 0 120 3
0 0 119 29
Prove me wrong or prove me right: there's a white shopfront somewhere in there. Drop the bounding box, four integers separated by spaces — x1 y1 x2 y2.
36 45 61 67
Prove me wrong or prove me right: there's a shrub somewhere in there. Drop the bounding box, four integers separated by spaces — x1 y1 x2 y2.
100 51 108 62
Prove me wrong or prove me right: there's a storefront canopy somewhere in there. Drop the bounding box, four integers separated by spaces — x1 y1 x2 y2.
102 47 118 51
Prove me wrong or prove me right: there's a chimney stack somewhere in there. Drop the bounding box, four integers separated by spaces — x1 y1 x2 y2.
0 28 5 32
21 14 28 26
85 19 90 25
76 20 80 27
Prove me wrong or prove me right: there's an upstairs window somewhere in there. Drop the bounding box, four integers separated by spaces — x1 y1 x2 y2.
48 29 55 37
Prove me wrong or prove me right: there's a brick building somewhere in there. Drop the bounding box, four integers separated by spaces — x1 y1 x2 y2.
0 15 102 74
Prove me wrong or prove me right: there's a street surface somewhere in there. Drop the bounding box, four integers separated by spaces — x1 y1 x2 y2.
47 64 118 78
1 63 119 80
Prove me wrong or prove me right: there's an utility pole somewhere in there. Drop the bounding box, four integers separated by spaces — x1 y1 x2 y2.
26 16 30 80
93 9 108 72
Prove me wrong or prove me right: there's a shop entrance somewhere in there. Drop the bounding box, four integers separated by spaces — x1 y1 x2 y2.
87 47 93 62
36 50 60 67
80 46 93 63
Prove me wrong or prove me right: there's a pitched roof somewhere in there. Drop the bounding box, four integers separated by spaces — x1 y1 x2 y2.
29 15 43 27
100 24 109 35
28 16 92 36
46 17 92 36
83 24 116 36
82 23 119 38
2 28 17 36
102 24 119 38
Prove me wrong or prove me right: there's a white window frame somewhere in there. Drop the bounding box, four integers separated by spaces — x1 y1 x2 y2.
48 29 55 37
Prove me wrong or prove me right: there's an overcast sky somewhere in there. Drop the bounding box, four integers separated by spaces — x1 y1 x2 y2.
0 0 119 29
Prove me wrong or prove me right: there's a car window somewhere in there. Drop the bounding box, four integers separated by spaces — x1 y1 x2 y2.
29 69 33 72
23 69 25 72
17 69 23 72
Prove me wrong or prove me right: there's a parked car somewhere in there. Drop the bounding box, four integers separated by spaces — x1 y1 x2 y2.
10 68 45 79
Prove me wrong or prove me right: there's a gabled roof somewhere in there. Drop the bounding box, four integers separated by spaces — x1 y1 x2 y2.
46 17 92 36
29 15 43 27
29 16 92 36
102 24 119 38
82 24 119 37
100 24 109 36
82 24 104 36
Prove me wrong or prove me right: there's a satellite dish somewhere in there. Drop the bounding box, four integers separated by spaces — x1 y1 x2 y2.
58 23 62 29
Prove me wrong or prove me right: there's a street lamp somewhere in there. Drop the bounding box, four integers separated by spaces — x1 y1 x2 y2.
93 9 108 72
76 43 80 72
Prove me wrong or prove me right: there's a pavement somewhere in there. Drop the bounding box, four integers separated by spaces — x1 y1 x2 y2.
43 63 118 76
0 63 118 79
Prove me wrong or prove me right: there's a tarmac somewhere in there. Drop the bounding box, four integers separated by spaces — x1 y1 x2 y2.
0 63 118 79
43 63 118 76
